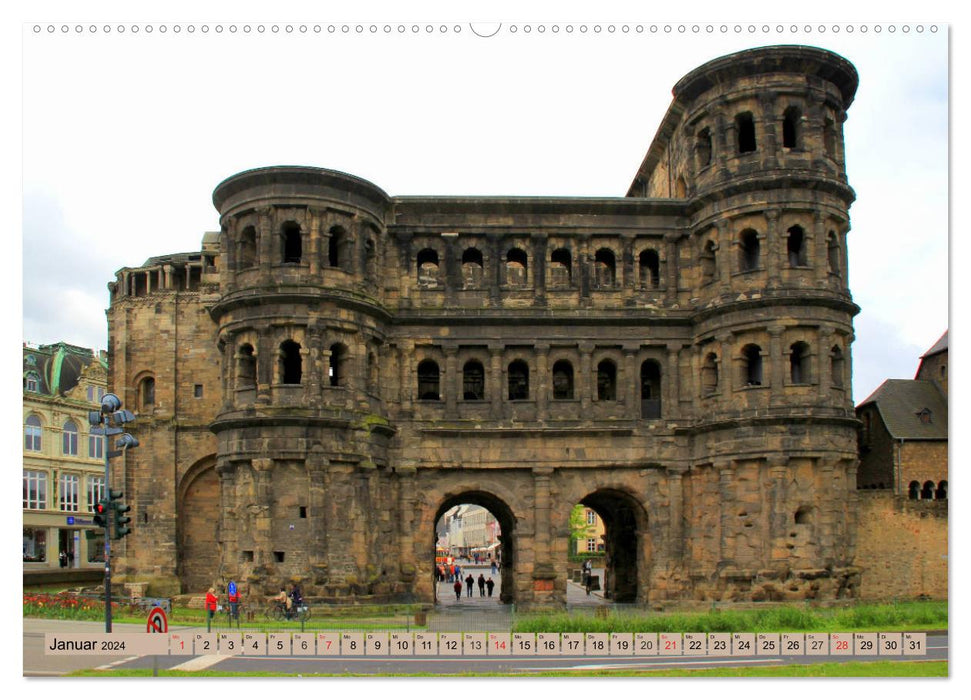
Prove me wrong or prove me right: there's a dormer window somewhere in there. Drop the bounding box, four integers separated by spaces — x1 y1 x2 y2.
917 408 932 425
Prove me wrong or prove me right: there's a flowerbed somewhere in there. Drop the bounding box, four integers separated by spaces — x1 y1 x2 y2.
23 592 118 621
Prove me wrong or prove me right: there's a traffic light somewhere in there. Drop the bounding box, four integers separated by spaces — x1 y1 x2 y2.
93 499 109 529
109 489 132 540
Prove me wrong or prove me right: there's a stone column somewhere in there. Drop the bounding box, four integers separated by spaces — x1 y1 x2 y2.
813 212 828 287
768 325 785 405
765 208 782 288
667 466 687 561
489 344 503 419
578 343 594 414
621 233 635 305
221 218 236 288
817 326 834 403
443 233 459 306
307 208 322 277
716 461 734 566
398 341 414 415
444 345 458 414
216 460 238 578
664 232 679 303
535 344 549 420
251 458 274 567
533 234 548 307
397 466 418 589
718 333 734 404
760 92 779 169
716 220 731 294
666 344 682 419
531 467 555 585
768 459 788 563
487 233 502 306
307 446 329 579
715 97 732 180
257 207 274 285
220 333 234 411
623 346 639 419
256 326 272 405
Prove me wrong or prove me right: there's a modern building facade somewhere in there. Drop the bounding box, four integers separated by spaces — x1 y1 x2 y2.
107 45 863 606
23 342 108 581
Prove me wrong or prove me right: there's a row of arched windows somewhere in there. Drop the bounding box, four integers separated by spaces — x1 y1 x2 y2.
416 358 663 417
235 341 353 388
694 104 839 170
700 225 842 283
236 223 358 271
908 480 948 501
416 246 663 290
700 342 845 394
23 415 104 460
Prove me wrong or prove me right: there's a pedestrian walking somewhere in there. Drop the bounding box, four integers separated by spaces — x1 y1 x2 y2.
453 579 462 600
477 573 486 596
490 560 497 575
465 573 474 597
486 577 495 597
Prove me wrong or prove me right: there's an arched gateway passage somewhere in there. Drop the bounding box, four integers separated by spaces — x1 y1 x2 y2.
578 489 648 603
432 492 515 605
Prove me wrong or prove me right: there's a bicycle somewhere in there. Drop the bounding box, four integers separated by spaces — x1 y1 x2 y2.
220 601 246 627
266 601 311 623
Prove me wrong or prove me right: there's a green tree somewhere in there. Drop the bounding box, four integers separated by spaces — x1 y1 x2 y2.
569 504 594 556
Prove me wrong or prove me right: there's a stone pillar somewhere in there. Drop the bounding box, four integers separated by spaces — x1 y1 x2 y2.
308 208 322 277
818 326 834 403
578 343 594 414
535 344 549 420
443 233 459 306
765 208 781 288
533 234 548 307
398 341 414 414
397 466 418 589
760 92 779 169
716 461 734 566
257 207 274 285
667 466 687 561
444 345 458 414
715 97 731 180
397 232 413 306
220 334 234 411
623 346 639 419
487 233 502 306
256 326 272 405
251 458 274 567
716 220 731 294
489 344 503 419
221 219 236 288
768 325 785 405
813 212 828 288
531 467 555 588
307 446 329 581
216 460 238 578
621 233 635 305
768 459 788 563
666 344 681 419
718 333 734 404
664 232 679 303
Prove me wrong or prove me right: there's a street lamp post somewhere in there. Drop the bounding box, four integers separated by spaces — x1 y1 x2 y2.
88 393 138 633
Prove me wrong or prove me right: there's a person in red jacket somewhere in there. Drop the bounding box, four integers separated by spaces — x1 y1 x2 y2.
205 587 218 627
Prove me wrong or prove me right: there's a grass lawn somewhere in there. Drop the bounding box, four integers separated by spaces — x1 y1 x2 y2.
68 660 947 678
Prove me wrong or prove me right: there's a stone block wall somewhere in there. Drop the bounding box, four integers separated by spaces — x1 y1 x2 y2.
854 491 948 600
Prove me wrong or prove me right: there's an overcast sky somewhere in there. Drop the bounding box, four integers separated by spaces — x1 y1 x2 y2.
18 10 949 407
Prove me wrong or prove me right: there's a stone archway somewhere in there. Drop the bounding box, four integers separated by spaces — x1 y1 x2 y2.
177 456 219 593
579 489 649 603
432 491 516 605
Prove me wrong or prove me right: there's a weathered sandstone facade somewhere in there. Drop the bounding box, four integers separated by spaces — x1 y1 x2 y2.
107 45 864 606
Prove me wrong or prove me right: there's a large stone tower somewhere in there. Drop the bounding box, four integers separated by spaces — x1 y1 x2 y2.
107 45 862 605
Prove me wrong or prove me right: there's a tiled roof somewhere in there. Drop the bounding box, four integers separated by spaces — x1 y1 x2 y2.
920 330 948 359
858 379 948 440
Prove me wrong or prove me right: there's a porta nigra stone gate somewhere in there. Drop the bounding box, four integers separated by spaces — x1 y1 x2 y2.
107 46 863 607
